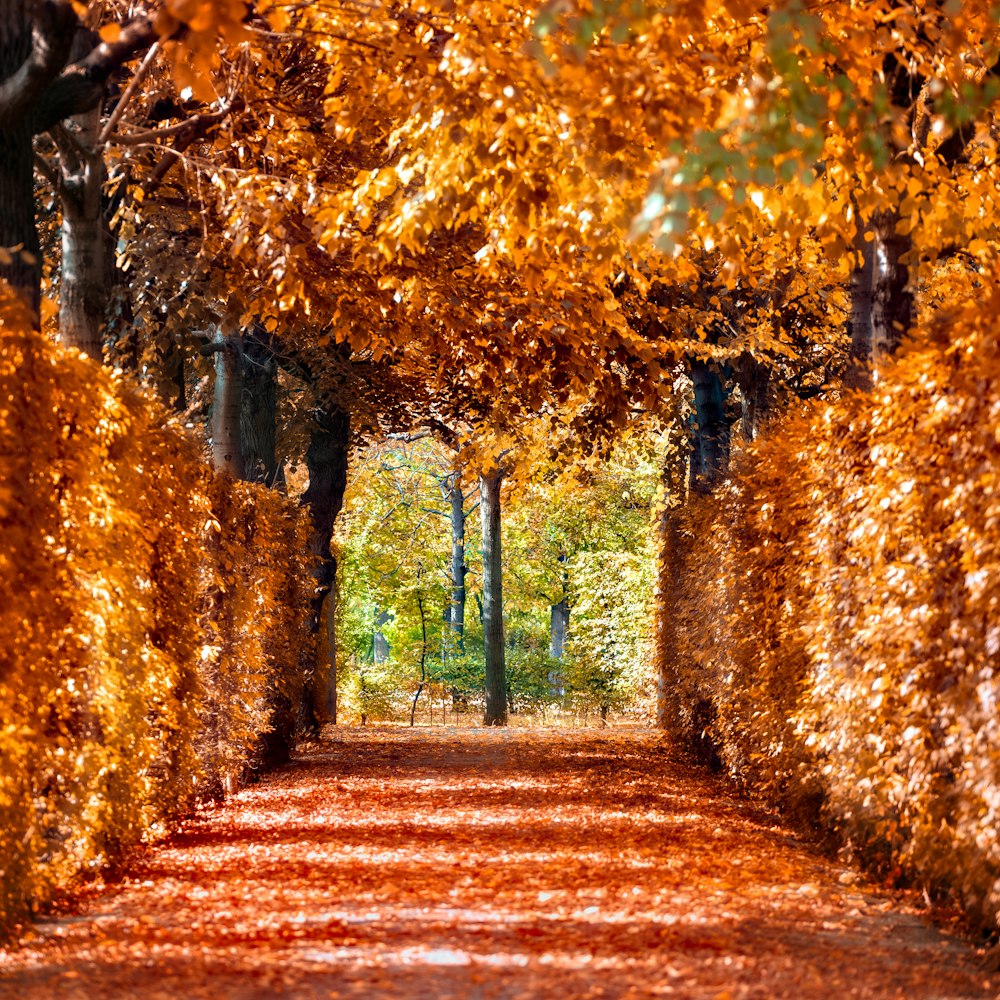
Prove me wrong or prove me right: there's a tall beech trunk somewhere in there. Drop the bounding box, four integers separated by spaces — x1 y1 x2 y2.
302 404 350 727
0 6 156 316
448 475 467 651
479 469 507 726
844 217 875 391
409 589 428 727
210 328 245 479
845 209 913 389
58 106 110 359
689 359 730 493
548 554 569 697
871 208 913 375
734 354 769 442
240 336 282 487
0 13 41 310
549 598 569 660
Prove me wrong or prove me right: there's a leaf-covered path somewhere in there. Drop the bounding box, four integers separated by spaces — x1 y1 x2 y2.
1 727 995 999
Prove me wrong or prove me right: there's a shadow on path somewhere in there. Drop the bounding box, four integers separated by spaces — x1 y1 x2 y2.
0 726 994 999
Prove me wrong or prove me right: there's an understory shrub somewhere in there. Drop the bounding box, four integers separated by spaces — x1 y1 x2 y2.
662 274 1000 932
0 288 312 935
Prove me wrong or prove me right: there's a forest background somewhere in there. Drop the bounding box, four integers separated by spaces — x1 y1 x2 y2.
2 0 1000 949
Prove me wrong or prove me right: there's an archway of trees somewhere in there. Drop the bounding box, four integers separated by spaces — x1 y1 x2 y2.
3 0 1000 948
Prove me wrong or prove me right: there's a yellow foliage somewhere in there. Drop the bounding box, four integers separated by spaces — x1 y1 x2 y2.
662 268 1000 932
0 285 312 935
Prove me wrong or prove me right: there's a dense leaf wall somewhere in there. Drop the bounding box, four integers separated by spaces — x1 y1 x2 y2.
0 289 312 935
662 276 1000 932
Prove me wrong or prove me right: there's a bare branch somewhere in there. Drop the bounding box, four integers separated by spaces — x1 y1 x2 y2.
112 104 233 146
98 40 160 145
32 152 60 192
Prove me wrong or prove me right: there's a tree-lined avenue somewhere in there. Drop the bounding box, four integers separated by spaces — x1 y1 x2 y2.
0 728 994 999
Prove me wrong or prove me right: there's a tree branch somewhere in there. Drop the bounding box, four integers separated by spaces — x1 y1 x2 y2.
113 104 233 146
0 1 78 128
138 101 242 198
98 39 159 145
30 14 159 136
32 151 61 193
933 57 1000 167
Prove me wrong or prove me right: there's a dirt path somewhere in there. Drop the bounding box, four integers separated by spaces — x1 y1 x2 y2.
0 727 995 999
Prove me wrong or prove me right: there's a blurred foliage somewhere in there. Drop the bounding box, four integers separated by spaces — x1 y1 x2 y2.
564 551 653 716
661 267 1000 933
336 434 659 720
0 286 312 936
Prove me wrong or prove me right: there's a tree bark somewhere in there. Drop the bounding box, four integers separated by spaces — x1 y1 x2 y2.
843 216 875 391
549 599 569 660
210 327 245 478
0 122 41 313
58 106 111 360
870 207 913 378
240 335 282 487
409 589 427 727
689 359 730 493
373 608 390 664
548 585 569 699
479 468 507 726
448 474 467 651
0 3 155 314
734 354 769 442
301 403 351 728
0 5 63 312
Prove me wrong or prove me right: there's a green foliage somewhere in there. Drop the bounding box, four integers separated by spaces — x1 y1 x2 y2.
339 662 400 724
335 440 458 711
337 432 660 720
563 551 653 714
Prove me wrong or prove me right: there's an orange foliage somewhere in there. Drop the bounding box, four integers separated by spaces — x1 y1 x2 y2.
0 729 994 997
662 269 1000 932
0 285 312 936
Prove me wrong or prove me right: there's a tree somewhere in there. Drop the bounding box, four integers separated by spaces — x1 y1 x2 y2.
2 0 244 315
479 464 507 726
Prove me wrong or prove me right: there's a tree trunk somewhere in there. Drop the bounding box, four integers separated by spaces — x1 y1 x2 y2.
448 474 467 651
373 608 390 664
0 12 40 310
409 589 428 727
548 593 568 699
734 354 769 442
871 207 913 378
210 327 245 478
301 403 350 728
479 468 507 726
322 587 338 723
549 598 569 659
0 122 41 315
843 216 874 391
0 4 157 315
689 359 730 493
58 106 110 360
240 335 282 487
